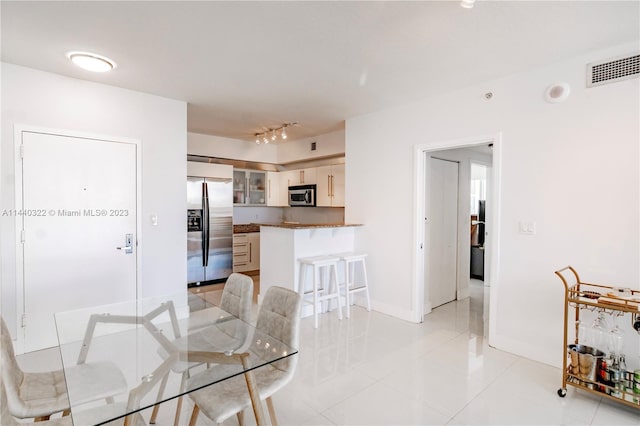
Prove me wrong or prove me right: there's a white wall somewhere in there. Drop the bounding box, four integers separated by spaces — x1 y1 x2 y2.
188 132 278 164
188 129 345 165
1 63 187 336
345 42 639 367
277 129 345 164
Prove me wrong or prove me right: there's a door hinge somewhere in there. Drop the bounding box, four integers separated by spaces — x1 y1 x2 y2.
20 229 25 243
20 144 25 158
21 313 27 328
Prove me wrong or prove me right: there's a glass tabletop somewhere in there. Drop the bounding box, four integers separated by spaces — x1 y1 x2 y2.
54 292 297 425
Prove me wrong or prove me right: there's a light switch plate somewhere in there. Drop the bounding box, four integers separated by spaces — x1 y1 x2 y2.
519 221 536 235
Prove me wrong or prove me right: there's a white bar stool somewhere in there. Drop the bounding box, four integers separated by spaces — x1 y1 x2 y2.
334 253 371 318
297 255 343 328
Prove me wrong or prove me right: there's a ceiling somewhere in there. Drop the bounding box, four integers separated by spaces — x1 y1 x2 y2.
2 1 638 142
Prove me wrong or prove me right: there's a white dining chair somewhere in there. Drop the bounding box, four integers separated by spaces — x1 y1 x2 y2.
149 273 254 425
187 286 302 426
0 316 127 422
1 363 151 426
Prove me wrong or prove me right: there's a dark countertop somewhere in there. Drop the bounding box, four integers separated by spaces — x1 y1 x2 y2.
233 224 261 234
258 223 363 229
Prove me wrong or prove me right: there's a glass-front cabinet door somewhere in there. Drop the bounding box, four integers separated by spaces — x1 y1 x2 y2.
247 171 266 204
233 170 247 204
234 169 266 206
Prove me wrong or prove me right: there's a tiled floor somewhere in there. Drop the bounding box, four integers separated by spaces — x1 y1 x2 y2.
16 279 640 425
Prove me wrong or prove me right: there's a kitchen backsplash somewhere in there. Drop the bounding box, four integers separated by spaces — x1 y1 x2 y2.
284 207 344 224
233 206 344 225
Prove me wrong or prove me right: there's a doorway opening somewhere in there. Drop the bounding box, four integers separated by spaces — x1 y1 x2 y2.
413 134 500 342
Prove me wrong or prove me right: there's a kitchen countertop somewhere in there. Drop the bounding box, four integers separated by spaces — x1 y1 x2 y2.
258 223 362 229
233 224 261 234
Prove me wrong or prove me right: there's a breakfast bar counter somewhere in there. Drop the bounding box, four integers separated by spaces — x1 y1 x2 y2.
258 223 362 308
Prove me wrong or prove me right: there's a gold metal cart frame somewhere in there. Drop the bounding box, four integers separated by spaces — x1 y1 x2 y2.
555 266 640 409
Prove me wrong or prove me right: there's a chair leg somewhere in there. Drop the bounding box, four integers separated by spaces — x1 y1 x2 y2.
62 409 71 417
34 416 50 422
332 264 342 320
149 371 170 424
362 258 372 311
173 396 184 426
188 405 200 426
266 397 278 426
313 265 319 329
236 410 245 426
173 371 189 426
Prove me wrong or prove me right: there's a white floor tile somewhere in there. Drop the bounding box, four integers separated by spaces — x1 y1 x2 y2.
448 358 602 425
591 397 640 425
323 381 450 426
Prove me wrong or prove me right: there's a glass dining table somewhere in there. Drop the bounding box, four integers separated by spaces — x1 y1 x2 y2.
54 292 296 426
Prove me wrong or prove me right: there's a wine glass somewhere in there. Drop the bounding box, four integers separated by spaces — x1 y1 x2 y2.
608 314 624 358
590 312 608 352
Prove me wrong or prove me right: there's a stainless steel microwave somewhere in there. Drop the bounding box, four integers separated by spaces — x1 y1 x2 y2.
288 184 316 207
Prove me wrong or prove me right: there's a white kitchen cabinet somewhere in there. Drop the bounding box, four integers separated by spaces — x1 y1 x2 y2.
233 232 260 272
247 232 260 270
284 168 316 186
233 169 266 205
266 171 288 207
316 164 345 207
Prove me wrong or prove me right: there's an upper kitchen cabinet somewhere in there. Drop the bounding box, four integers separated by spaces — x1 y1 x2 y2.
266 171 288 207
316 164 345 207
233 169 266 205
283 168 316 187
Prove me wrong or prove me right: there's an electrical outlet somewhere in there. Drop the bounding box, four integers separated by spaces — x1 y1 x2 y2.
519 221 536 235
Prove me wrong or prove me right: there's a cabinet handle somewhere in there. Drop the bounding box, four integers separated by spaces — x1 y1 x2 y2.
330 175 334 197
249 242 252 262
327 175 331 197
300 170 304 184
268 180 271 199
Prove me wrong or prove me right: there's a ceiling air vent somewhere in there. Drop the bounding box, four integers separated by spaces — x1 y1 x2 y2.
587 53 640 88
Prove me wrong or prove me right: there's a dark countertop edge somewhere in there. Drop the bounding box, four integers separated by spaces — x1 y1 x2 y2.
233 224 261 234
258 223 363 229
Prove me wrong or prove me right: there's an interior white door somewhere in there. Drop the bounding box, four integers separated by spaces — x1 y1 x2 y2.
20 131 137 352
427 157 459 309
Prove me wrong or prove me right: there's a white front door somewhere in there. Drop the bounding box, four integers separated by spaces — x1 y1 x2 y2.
427 157 459 309
19 130 138 352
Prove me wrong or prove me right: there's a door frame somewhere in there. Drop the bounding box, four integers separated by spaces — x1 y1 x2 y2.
13 124 142 353
412 133 502 343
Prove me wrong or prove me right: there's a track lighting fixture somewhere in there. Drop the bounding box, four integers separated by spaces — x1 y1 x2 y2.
254 122 297 145
460 0 475 9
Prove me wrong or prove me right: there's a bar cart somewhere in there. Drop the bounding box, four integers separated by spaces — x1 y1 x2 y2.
555 266 640 409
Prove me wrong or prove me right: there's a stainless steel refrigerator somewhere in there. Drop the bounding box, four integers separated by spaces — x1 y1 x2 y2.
187 177 233 285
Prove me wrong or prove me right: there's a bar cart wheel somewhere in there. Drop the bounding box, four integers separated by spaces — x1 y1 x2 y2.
557 388 567 397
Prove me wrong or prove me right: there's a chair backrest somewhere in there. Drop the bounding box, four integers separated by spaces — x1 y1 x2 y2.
255 286 302 373
0 316 25 417
220 273 254 322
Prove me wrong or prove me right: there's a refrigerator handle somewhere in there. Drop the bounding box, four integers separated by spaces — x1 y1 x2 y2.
202 181 210 267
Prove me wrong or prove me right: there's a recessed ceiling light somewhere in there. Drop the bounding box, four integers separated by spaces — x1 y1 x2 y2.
460 0 475 9
67 51 116 72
